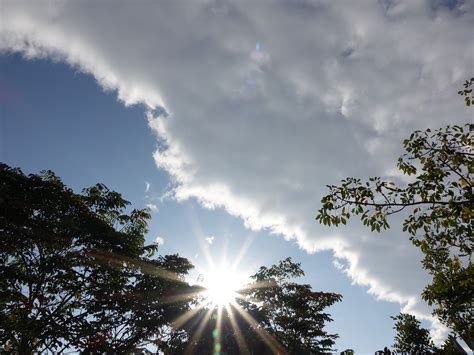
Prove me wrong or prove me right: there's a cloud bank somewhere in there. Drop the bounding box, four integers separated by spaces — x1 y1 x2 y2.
2 0 473 342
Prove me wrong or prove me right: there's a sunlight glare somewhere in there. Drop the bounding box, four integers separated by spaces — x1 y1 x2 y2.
203 267 243 307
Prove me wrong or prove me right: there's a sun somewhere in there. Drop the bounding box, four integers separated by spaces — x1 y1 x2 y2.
202 267 245 307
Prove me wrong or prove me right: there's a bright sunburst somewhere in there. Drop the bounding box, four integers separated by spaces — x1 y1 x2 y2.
202 266 244 307
167 223 286 355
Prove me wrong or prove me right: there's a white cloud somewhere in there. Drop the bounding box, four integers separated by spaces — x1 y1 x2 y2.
205 236 215 245
146 203 159 213
2 0 472 343
154 236 165 246
145 181 150 193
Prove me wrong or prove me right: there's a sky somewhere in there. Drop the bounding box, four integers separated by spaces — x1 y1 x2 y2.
1 0 473 353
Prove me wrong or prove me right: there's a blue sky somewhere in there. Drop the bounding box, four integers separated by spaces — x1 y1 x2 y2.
1 1 472 352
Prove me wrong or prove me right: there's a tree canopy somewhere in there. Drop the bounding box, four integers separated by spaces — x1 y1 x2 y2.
388 313 468 355
0 164 195 353
316 81 473 348
241 257 342 354
179 258 342 354
391 313 436 354
1 164 342 354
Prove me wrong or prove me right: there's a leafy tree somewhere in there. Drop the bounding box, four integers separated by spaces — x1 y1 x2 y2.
78 253 196 353
316 82 473 348
391 313 437 354
0 164 195 353
436 334 468 355
179 258 342 354
242 257 342 354
0 164 341 354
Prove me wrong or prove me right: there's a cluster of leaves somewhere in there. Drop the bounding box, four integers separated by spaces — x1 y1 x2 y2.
316 80 473 348
0 164 196 353
458 78 474 106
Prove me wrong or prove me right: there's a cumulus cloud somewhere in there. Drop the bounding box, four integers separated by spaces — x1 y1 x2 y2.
2 0 473 342
205 236 215 245
146 203 159 213
154 236 165 246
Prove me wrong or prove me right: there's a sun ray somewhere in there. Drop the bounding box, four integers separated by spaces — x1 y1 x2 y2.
224 304 251 354
186 205 216 270
234 279 278 305
239 278 277 291
232 302 287 355
158 289 205 306
230 231 257 272
171 303 206 330
184 211 286 353
88 250 190 284
91 215 285 354
184 307 214 355
214 305 224 354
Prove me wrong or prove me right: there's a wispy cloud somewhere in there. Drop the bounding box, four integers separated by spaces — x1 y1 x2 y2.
145 181 150 193
154 236 164 246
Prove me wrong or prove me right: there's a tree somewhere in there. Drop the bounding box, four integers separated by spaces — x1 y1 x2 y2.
316 82 473 348
0 164 195 353
78 253 196 353
391 313 437 354
437 334 468 355
0 164 342 354
178 258 342 354
242 257 342 354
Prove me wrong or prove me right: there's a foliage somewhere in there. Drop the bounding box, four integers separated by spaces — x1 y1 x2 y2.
436 334 468 355
0 164 195 353
316 81 473 347
178 258 341 354
242 257 342 354
391 313 437 354
458 77 474 106
374 347 392 355
178 302 276 355
0 164 343 354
